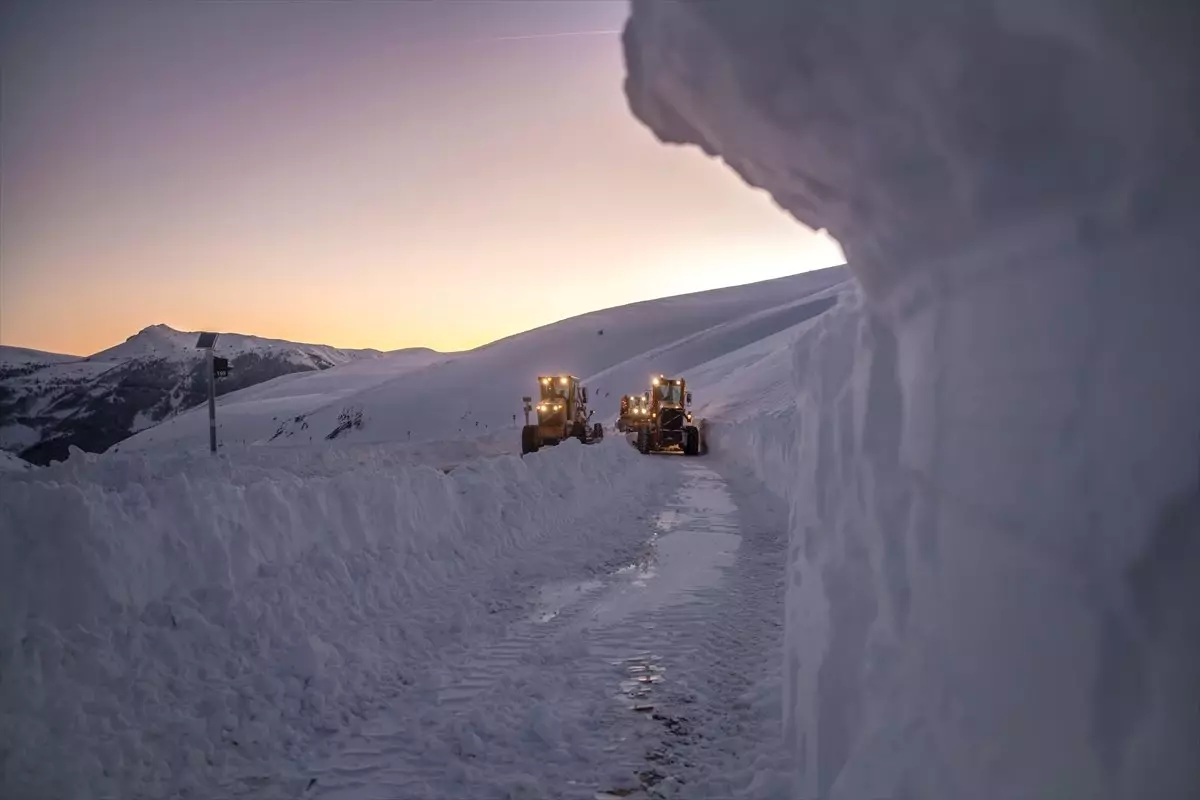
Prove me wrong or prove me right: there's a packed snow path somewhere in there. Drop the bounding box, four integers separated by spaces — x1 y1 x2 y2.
288 458 790 800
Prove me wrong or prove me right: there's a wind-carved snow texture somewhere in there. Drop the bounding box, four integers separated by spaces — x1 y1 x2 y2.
624 3 1200 798
0 438 663 799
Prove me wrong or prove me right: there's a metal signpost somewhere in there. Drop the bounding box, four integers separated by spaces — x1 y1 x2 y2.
195 332 220 453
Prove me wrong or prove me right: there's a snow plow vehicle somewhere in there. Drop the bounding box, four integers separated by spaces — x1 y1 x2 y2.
521 375 604 455
633 374 704 456
616 392 652 433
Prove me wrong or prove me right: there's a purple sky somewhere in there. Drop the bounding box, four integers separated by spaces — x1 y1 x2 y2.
0 1 843 355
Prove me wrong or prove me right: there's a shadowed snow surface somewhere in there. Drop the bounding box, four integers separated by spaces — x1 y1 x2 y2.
624 2 1200 797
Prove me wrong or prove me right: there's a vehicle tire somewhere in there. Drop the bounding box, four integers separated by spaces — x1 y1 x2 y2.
592 422 604 440
683 425 700 456
572 421 587 441
637 430 649 454
521 425 539 455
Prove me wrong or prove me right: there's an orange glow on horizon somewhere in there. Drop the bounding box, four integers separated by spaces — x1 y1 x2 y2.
1 3 845 358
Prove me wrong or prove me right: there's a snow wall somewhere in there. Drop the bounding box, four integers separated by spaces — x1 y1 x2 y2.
0 439 658 798
625 3 1200 799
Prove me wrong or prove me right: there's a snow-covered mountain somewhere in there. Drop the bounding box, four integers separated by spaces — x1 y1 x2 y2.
113 268 848 456
0 325 397 465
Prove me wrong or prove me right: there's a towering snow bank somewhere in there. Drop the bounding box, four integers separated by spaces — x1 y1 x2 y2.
623 1 1200 299
0 439 659 799
625 3 1200 798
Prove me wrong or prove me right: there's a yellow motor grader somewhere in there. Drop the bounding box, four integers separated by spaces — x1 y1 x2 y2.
633 374 704 456
521 375 604 455
616 392 652 433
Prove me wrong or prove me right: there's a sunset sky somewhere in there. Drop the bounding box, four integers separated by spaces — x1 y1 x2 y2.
1 0 844 356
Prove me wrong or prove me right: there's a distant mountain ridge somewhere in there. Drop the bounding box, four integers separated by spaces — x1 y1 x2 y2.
0 324 407 465
84 323 389 364
115 267 851 455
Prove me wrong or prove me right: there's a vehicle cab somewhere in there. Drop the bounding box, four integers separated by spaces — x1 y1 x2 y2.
536 375 588 432
648 375 693 445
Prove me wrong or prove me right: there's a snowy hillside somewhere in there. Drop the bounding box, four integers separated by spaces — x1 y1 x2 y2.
0 325 389 465
89 324 381 365
115 268 848 455
0 346 79 366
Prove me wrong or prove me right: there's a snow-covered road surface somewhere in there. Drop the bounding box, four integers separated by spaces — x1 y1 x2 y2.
297 458 790 800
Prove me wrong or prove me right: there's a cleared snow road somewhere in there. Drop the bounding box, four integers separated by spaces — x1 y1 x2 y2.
295 458 790 800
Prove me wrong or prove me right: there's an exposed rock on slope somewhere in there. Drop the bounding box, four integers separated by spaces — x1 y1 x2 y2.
0 326 388 465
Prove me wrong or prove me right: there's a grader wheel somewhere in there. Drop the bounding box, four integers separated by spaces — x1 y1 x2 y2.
521 425 540 455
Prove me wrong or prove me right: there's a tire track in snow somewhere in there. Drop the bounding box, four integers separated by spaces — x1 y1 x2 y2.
300 541 660 799
212 450 678 800
299 459 788 800
582 462 791 799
